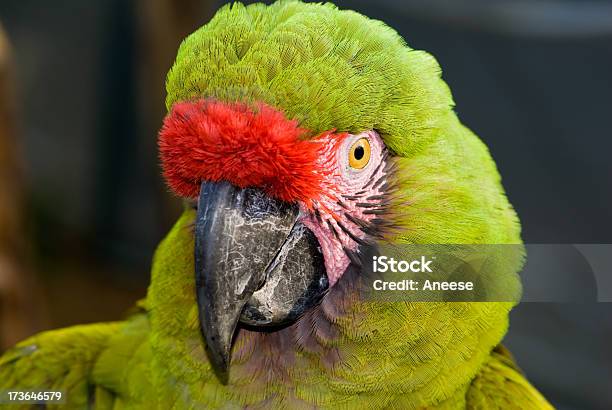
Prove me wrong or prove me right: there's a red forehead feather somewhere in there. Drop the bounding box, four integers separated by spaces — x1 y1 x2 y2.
159 100 340 205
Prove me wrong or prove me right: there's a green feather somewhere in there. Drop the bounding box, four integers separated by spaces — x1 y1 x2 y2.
0 1 551 408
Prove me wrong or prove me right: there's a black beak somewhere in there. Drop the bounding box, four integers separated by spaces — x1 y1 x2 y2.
194 181 327 383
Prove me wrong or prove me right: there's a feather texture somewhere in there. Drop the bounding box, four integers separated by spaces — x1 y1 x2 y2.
0 1 550 408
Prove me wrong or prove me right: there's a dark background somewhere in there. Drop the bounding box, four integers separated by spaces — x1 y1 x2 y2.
0 1 610 408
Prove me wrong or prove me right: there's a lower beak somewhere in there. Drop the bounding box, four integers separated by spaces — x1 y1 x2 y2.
194 181 326 382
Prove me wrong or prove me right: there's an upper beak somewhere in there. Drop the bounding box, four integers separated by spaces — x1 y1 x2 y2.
194 181 326 383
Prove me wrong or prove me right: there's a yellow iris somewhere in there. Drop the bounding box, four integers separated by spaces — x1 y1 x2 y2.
348 138 371 169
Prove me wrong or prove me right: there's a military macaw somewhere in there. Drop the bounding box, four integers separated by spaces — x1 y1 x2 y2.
0 2 552 409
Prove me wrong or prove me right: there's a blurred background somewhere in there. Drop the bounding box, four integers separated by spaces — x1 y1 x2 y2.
0 0 610 408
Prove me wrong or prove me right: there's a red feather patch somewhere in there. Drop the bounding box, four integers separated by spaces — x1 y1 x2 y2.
159 100 329 205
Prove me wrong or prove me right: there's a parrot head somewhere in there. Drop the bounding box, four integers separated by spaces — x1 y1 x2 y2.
159 98 397 376
155 0 522 387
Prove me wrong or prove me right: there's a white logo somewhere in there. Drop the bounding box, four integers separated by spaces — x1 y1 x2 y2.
372 256 433 273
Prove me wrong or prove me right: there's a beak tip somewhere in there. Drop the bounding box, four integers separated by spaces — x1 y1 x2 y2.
200 315 234 384
205 345 231 384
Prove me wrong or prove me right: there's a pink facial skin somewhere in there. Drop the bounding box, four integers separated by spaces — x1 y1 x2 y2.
299 130 391 286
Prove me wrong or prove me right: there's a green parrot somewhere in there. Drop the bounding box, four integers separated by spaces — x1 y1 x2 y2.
1 1 553 409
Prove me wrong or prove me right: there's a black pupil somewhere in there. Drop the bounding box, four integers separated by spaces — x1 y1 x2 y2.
354 145 365 160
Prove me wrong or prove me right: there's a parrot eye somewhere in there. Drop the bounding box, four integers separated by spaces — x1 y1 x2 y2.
348 137 371 169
